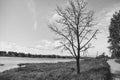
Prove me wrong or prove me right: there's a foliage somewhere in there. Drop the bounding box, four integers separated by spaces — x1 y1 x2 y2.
108 10 120 58
96 52 110 60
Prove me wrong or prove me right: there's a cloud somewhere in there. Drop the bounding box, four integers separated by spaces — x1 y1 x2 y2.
26 0 38 31
50 3 120 56
96 3 120 30
33 21 37 31
26 0 35 13
0 40 66 55
94 3 120 39
29 40 70 56
33 40 60 50
2 2 119 56
0 41 27 52
48 0 69 24
87 3 120 56
48 13 62 24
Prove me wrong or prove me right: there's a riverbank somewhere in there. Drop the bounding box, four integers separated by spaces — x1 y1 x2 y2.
0 57 75 72
0 58 111 80
0 51 91 59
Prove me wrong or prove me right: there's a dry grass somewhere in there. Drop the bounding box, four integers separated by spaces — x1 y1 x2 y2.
0 58 112 80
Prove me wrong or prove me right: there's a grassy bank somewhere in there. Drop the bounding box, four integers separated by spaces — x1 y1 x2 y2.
0 59 111 80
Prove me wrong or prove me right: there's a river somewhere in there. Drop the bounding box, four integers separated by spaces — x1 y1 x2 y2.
0 57 74 72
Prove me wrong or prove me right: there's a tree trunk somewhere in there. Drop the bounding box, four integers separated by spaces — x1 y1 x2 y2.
76 56 80 74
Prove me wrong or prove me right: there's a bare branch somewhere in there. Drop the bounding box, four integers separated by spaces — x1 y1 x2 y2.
80 30 98 50
60 42 76 57
49 24 77 54
49 0 98 74
80 30 91 44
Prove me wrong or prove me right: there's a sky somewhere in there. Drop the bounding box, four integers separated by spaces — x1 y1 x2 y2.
0 0 120 56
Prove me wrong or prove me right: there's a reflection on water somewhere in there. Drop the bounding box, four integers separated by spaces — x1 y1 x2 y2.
0 57 74 72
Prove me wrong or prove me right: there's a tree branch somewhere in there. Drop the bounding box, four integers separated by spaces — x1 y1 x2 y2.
80 30 98 50
60 42 76 57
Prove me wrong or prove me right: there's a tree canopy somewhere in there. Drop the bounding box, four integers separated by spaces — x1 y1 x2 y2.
108 10 120 58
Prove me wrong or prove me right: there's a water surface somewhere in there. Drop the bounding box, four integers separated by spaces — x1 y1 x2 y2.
0 57 74 72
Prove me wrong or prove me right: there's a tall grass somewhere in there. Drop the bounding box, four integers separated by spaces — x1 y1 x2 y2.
0 59 112 80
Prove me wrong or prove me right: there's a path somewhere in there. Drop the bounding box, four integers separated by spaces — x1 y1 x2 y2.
107 59 120 74
107 59 120 80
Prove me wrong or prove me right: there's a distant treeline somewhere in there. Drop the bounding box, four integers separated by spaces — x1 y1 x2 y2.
0 51 74 58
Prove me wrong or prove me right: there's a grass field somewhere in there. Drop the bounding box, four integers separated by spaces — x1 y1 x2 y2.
0 59 112 80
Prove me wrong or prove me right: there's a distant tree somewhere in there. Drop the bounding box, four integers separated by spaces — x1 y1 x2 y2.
49 0 98 74
108 10 120 58
96 52 105 59
8 51 16 57
0 51 7 56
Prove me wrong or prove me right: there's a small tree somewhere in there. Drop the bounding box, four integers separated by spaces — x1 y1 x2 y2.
49 0 98 74
108 10 120 58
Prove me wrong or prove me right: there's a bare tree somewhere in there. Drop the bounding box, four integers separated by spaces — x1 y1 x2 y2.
49 0 98 74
